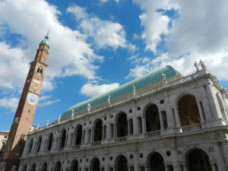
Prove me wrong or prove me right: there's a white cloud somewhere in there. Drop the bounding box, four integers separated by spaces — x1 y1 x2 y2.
67 5 128 49
100 0 119 3
0 97 19 112
38 95 60 107
0 42 28 90
130 0 228 81
80 82 120 97
39 99 60 107
133 0 179 53
0 0 102 92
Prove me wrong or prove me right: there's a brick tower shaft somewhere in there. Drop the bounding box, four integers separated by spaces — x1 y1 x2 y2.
0 35 50 170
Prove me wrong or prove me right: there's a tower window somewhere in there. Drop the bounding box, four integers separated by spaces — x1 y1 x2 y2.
37 67 43 76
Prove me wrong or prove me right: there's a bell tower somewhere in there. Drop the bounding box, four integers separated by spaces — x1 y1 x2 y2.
0 35 50 170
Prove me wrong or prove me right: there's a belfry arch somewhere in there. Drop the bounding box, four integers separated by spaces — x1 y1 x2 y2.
115 155 128 171
117 112 128 137
90 157 100 171
147 152 165 171
93 119 103 142
145 104 161 132
187 148 212 171
178 94 201 126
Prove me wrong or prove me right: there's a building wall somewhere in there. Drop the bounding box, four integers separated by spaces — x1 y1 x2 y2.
0 132 8 155
19 69 228 171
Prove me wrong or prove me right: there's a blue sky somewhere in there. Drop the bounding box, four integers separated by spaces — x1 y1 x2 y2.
0 0 228 131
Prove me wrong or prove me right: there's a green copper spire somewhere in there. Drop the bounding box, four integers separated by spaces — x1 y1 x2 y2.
40 32 49 46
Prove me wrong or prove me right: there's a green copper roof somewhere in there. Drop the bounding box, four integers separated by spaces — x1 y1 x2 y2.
41 35 49 46
62 65 181 118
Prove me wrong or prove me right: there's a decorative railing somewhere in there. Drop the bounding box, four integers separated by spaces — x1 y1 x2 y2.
115 136 127 143
145 130 161 138
181 123 201 133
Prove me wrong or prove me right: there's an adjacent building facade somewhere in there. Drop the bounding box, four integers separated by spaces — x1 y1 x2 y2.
18 62 228 171
0 132 9 157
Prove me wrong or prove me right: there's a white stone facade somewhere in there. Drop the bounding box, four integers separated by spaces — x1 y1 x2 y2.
0 132 8 155
19 67 228 171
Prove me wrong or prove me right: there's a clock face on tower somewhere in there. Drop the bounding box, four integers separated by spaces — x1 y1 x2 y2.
27 93 38 105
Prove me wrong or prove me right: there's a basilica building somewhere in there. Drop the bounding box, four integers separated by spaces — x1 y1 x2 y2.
18 60 228 170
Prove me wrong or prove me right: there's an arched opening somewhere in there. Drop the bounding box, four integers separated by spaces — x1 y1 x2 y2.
94 119 103 142
22 164 27 171
75 125 82 145
115 155 128 171
36 136 42 152
178 95 201 126
71 159 79 171
187 148 212 171
145 104 160 132
41 162 48 171
90 157 100 171
147 152 165 171
28 139 33 153
117 112 128 137
37 66 43 76
31 163 36 171
47 133 53 150
55 161 62 171
60 129 66 148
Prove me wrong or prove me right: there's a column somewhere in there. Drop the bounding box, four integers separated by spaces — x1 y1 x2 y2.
134 153 139 171
85 129 89 144
174 108 181 128
165 96 175 129
210 162 217 171
159 111 164 130
200 87 213 120
196 101 205 123
114 123 117 138
222 142 228 169
142 116 146 134
73 133 76 146
172 150 180 171
133 115 139 135
213 143 226 171
204 84 221 120
128 120 131 136
107 122 111 140
67 132 72 147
